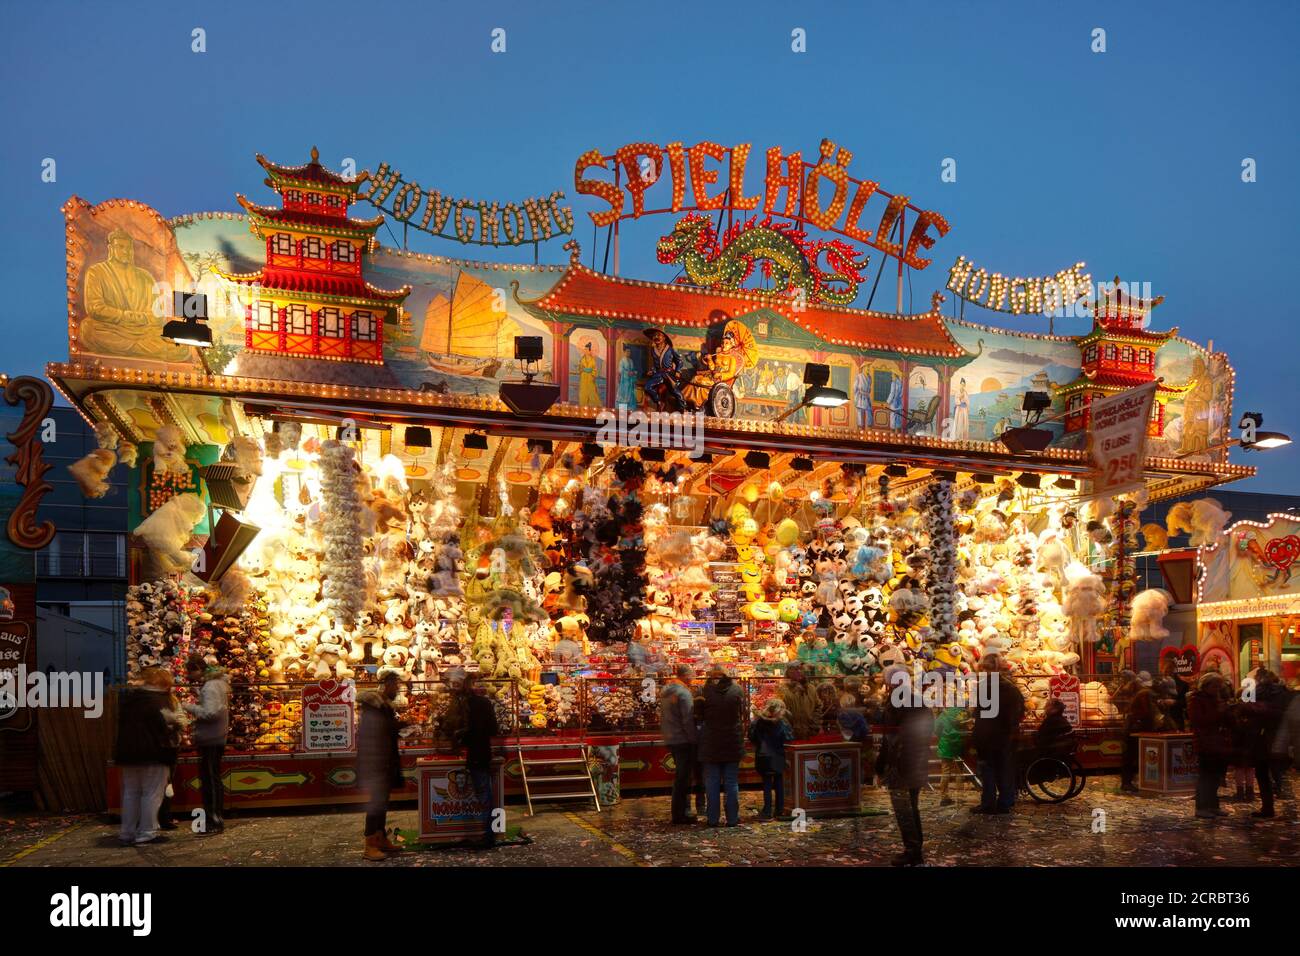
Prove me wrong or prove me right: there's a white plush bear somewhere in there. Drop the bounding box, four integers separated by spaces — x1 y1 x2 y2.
69 448 116 498
152 424 189 474
1129 589 1174 641
133 492 206 572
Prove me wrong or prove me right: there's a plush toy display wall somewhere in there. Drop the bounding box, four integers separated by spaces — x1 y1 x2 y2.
109 414 1219 750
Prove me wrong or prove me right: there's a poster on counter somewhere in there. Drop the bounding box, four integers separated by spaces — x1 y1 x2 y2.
1087 381 1157 497
301 679 356 752
1049 673 1081 728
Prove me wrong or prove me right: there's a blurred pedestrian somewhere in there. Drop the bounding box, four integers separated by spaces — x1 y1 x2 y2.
1240 669 1287 818
358 670 404 860
457 672 500 848
1188 672 1232 819
659 663 698 824
1120 672 1156 793
970 655 1024 814
114 667 181 846
748 698 794 819
879 666 935 866
697 665 745 827
935 705 972 805
182 654 230 833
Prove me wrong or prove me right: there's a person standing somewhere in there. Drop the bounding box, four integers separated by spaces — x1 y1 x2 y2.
879 667 935 866
971 655 1024 814
748 698 794 820
183 655 230 834
1240 669 1287 818
659 664 699 824
696 666 745 827
114 667 181 846
1121 672 1156 793
458 672 500 848
852 366 871 430
1188 672 1232 819
358 670 404 861
779 666 822 740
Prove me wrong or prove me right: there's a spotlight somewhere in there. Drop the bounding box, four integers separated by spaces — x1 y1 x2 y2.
581 442 604 458
200 463 254 512
1239 413 1291 450
932 470 957 483
1053 477 1077 490
744 450 770 469
806 385 849 408
162 292 213 348
885 464 909 478
1021 390 1051 427
641 448 666 462
803 363 831 387
514 336 544 361
971 472 996 484
191 511 261 583
526 438 553 455
690 452 712 464
1000 426 1052 454
791 456 814 472
1250 432 1292 450
463 432 489 451
404 426 432 452
1016 473 1042 489
841 463 866 477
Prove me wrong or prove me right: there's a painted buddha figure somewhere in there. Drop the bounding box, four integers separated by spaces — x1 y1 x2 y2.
80 228 189 360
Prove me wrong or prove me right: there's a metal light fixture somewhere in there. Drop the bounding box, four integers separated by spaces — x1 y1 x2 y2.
971 472 996 484
526 438 553 455
499 336 560 416
1016 473 1042 489
791 456 814 472
581 442 604 458
776 363 848 420
404 426 432 452
641 448 666 462
162 292 213 348
1239 413 1291 450
744 450 770 469
463 432 489 451
885 464 909 478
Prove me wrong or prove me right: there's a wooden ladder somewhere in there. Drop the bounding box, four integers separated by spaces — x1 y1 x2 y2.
517 741 601 816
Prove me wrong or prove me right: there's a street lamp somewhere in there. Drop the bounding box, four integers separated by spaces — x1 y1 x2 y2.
775 363 848 421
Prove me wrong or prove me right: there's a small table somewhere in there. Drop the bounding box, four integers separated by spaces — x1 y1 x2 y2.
1137 733 1198 795
415 756 505 843
784 740 862 816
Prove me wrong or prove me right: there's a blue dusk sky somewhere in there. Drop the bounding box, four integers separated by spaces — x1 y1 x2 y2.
0 0 1296 490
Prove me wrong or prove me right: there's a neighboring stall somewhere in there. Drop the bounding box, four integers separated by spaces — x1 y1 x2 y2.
45 146 1253 811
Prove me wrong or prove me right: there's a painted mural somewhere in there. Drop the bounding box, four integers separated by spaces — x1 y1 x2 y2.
61 181 1232 457
1201 514 1300 605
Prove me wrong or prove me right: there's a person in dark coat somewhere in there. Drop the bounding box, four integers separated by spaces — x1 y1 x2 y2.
1188 671 1232 819
878 667 936 866
696 666 745 827
114 667 181 846
1034 698 1075 754
659 663 699 824
1240 669 1288 818
358 670 404 861
748 698 794 819
970 655 1025 814
457 672 500 848
1120 673 1156 792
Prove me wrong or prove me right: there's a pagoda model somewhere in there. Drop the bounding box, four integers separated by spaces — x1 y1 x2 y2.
219 147 409 369
1055 278 1191 437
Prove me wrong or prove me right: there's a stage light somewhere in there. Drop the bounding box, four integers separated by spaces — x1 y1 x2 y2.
791 456 814 472
807 385 849 408
162 292 213 348
1053 477 1077 490
463 432 489 451
932 469 957 483
581 442 604 458
526 438 553 455
1000 426 1052 454
1016 473 1042 489
885 464 909 478
404 426 432 452
641 448 666 462
514 336 544 361
971 472 996 484
744 450 770 469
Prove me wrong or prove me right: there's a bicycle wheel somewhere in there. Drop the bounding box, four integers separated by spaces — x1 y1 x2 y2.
1065 761 1087 799
1024 755 1075 803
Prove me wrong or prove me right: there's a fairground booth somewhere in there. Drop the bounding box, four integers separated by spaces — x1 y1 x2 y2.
34 140 1257 815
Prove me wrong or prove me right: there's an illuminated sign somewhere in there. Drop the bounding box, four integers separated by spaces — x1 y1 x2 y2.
947 256 1091 315
574 139 950 269
357 163 574 247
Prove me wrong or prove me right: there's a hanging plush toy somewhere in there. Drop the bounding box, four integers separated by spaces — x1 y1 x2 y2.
134 492 206 573
1166 498 1231 547
152 424 189 474
1063 563 1107 643
69 448 117 498
1129 588 1174 641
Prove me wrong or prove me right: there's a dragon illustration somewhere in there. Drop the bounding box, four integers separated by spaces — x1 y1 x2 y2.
656 214 868 306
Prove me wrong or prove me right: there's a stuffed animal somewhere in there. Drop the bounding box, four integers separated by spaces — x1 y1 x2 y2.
133 492 206 572
151 424 189 474
1139 523 1169 551
1166 498 1231 547
1063 563 1107 643
68 448 116 498
1129 588 1174 641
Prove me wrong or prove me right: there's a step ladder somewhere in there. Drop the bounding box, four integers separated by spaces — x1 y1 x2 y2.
925 745 980 794
517 742 601 815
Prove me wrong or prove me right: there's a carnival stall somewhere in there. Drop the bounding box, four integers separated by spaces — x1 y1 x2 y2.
44 145 1253 810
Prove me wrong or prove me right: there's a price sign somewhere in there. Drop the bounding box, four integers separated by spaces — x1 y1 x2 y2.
1049 673 1081 728
301 679 356 752
1087 382 1157 497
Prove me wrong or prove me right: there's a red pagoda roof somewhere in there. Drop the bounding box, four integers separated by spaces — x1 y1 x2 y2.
518 264 970 360
1088 275 1165 314
1057 368 1193 395
221 268 410 304
256 147 356 190
237 196 384 235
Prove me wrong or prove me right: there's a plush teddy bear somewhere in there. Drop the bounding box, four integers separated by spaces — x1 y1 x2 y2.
1063 563 1107 643
133 492 206 572
1129 588 1174 640
151 424 189 474
69 448 117 498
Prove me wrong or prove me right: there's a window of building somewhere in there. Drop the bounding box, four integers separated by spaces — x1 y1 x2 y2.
320 307 345 337
306 192 321 206
302 236 325 259
1138 348 1151 365
1121 346 1134 363
284 189 301 203
286 304 311 335
325 194 342 209
353 311 377 341
332 241 355 263
1084 345 1097 364
272 233 294 256
1104 344 1117 360
254 301 277 332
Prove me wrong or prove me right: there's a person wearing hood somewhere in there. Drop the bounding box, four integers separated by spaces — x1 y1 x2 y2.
878 666 935 866
1120 671 1155 793
358 670 405 860
114 666 182 845
183 654 231 833
696 665 745 827
748 698 794 819
1239 669 1288 818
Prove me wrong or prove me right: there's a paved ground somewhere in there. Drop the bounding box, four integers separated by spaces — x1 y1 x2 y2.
3 776 1298 867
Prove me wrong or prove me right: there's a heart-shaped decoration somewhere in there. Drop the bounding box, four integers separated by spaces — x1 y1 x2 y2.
318 679 338 694
1161 644 1200 676
308 702 320 712
1265 534 1300 572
